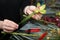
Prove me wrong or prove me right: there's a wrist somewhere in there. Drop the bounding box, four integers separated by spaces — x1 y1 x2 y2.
0 21 3 29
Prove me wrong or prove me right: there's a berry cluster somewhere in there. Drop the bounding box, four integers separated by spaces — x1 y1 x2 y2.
43 16 60 28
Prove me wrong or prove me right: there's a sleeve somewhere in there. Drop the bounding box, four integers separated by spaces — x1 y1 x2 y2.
19 0 31 19
20 0 31 10
18 0 37 29
20 0 37 10
18 0 31 29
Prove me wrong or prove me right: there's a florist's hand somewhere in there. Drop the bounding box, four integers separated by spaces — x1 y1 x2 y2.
24 5 42 20
1 19 18 33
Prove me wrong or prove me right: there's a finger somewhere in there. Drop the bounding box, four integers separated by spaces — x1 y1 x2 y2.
24 6 30 15
36 14 41 20
35 14 40 20
4 19 18 29
3 26 15 31
32 15 38 20
3 29 13 33
32 14 42 20
29 5 36 11
26 9 33 15
3 22 18 29
38 14 43 20
4 19 18 26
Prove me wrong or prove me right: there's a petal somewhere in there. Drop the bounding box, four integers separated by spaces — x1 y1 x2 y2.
40 10 46 14
37 2 41 7
40 5 46 10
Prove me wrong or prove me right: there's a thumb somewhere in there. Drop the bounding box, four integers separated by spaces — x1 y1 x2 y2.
29 5 36 11
24 5 36 15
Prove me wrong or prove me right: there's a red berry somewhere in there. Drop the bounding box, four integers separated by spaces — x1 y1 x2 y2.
52 16 60 23
47 18 52 22
52 18 56 23
43 16 53 22
55 16 60 22
56 22 60 28
43 16 49 21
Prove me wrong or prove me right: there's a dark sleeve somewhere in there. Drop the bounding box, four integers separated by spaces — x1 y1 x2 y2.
18 0 37 29
20 0 36 9
18 0 31 29
20 0 31 10
17 0 31 21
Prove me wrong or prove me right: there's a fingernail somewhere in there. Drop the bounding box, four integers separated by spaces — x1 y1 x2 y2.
16 25 19 28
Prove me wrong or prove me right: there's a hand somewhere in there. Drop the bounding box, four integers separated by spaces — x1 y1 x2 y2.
24 5 42 20
2 19 18 33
